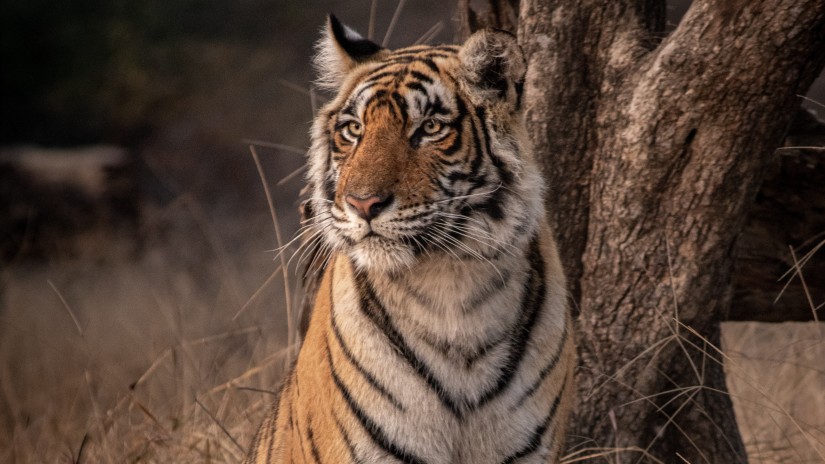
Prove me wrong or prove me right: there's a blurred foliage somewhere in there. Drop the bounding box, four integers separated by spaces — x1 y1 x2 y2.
0 0 307 146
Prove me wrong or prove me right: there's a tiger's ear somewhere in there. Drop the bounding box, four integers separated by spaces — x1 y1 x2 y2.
458 29 526 111
314 15 384 91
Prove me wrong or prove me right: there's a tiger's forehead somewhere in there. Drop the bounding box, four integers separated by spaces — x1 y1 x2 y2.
339 45 462 123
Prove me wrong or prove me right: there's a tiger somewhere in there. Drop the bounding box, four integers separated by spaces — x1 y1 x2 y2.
244 14 575 464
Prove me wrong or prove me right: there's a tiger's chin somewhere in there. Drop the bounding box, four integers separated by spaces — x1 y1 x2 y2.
347 235 416 275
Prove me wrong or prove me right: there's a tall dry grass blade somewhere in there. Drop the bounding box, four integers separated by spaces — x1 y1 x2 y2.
676 452 692 463
131 347 173 390
277 165 307 186
414 21 444 45
382 0 407 47
74 433 89 464
249 144 294 366
789 245 820 322
776 146 825 151
235 386 278 396
242 139 306 155
233 264 283 321
798 94 825 109
775 238 824 304
664 233 703 384
180 193 246 307
134 400 169 435
778 237 824 281
47 280 83 337
208 346 294 395
195 397 243 453
276 78 311 96
310 85 319 115
182 326 260 347
368 0 378 40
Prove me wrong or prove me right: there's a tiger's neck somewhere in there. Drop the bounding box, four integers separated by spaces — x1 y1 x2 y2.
347 229 540 353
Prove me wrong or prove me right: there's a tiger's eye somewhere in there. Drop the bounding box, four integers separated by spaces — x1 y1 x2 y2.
422 119 443 135
346 121 363 138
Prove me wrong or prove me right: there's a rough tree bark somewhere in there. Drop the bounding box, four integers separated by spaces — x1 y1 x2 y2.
514 0 825 462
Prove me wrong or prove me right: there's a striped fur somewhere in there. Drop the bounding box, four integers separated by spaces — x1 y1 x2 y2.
245 16 575 464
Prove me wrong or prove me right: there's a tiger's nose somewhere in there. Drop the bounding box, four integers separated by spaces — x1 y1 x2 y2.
345 194 393 221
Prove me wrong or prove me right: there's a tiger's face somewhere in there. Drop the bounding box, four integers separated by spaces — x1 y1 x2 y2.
306 16 542 274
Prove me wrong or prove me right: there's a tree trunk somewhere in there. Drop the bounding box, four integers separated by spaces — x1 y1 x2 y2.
517 0 825 462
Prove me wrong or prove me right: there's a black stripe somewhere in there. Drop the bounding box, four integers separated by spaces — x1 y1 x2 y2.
514 325 569 408
327 345 428 464
307 415 322 463
500 383 566 464
334 413 361 464
475 236 546 408
463 334 507 369
291 377 311 463
353 271 465 417
514 80 525 111
405 81 427 95
330 307 406 411
409 70 434 83
467 110 486 179
363 71 401 83
440 98 467 157
474 106 514 186
441 125 464 158
476 182 506 220
420 57 440 73
465 268 513 312
426 95 451 116
391 91 409 126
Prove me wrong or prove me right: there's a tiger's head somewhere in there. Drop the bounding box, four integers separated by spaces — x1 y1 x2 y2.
305 15 545 274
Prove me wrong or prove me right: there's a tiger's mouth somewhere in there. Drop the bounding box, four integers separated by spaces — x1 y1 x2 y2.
346 231 417 273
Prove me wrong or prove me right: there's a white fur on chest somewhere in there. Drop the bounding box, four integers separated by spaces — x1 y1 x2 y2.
328 241 568 463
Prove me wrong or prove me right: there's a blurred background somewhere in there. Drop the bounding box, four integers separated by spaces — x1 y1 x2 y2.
0 1 823 462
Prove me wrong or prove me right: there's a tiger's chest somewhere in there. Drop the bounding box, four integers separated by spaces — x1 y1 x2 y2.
316 251 567 463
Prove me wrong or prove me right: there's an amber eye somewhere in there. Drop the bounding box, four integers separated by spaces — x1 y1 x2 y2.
422 119 443 135
344 121 363 140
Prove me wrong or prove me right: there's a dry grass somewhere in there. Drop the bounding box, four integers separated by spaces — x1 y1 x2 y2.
0 199 299 462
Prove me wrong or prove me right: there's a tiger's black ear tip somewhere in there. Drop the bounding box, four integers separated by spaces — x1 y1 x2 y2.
327 13 344 39
327 13 340 29
327 13 383 60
